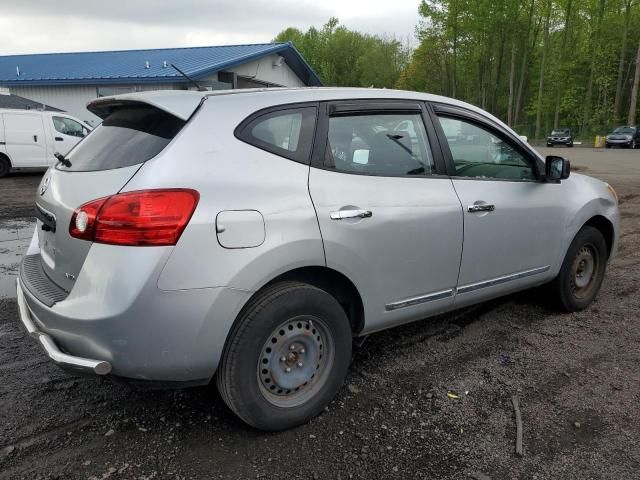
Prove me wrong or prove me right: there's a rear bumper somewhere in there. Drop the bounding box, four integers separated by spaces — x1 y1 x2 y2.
17 238 252 383
16 278 112 375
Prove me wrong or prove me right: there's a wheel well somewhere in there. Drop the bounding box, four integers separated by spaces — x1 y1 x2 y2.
584 215 614 258
264 266 365 335
0 152 10 166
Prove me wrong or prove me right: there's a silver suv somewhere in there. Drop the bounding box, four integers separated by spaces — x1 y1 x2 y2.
17 88 619 430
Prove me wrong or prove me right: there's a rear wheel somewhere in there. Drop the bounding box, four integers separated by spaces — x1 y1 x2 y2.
216 281 352 431
549 226 607 312
0 156 10 178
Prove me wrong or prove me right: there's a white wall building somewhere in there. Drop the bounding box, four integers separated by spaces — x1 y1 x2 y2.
0 43 321 126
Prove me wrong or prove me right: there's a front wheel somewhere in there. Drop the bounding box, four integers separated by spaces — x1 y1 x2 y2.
549 226 607 312
216 281 352 431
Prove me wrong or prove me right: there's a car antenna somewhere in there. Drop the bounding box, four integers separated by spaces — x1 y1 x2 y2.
170 64 208 91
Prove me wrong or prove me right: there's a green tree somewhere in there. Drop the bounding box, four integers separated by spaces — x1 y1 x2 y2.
274 18 409 88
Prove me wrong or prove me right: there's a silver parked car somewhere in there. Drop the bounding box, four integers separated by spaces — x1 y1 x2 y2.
17 88 619 430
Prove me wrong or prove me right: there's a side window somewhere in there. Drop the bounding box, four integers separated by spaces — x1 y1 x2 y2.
437 116 536 180
325 113 434 176
237 107 317 164
52 117 67 135
53 117 86 138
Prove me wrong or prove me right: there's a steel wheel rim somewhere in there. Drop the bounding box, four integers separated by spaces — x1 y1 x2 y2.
570 244 598 299
257 315 334 408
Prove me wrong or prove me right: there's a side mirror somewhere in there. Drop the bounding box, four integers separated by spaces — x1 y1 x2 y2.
545 155 570 181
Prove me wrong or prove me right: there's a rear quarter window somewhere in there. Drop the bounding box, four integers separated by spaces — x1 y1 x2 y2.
57 105 185 172
235 105 317 165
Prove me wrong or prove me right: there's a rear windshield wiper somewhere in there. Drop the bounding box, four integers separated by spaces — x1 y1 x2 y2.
54 152 72 168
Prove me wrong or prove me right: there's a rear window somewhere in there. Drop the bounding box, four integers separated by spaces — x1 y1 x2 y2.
57 105 185 172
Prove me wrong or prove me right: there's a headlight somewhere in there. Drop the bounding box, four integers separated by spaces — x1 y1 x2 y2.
606 135 611 140
625 135 633 140
607 184 618 204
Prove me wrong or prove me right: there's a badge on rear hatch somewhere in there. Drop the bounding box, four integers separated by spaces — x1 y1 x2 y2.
39 175 50 196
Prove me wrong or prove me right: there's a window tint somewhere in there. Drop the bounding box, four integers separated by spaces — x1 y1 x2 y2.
325 113 434 176
237 107 317 164
251 112 302 152
53 117 87 138
438 117 536 180
58 105 185 172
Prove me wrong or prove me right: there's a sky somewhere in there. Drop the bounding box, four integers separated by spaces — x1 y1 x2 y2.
0 0 421 56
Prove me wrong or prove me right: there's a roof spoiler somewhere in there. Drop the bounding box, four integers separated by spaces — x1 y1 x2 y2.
87 91 207 120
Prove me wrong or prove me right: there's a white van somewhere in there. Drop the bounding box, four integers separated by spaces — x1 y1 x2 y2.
0 109 92 177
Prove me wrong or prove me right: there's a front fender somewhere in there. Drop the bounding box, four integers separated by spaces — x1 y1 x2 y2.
554 174 620 275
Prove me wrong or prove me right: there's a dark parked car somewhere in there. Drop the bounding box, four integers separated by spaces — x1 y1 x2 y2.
547 128 574 147
605 126 640 149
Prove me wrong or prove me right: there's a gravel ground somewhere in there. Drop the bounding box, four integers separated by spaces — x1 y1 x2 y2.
1 148 639 480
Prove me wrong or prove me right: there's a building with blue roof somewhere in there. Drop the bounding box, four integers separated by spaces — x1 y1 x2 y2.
0 42 321 125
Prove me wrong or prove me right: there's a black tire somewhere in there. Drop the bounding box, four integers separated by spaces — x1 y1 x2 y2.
216 281 352 431
568 143 574 148
0 156 10 178
549 226 607 312
605 144 611 149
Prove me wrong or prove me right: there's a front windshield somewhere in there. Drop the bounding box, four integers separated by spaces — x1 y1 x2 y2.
613 127 635 134
551 130 569 135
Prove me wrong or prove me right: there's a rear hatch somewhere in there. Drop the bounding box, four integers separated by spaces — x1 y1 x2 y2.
33 100 192 293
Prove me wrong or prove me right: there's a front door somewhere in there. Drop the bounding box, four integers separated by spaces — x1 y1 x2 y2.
51 115 88 157
308 101 464 333
3 112 47 167
431 106 568 306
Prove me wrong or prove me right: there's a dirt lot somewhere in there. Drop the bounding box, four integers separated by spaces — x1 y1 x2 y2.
1 148 639 480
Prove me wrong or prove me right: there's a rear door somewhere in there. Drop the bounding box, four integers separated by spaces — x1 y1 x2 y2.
3 112 47 167
35 103 188 292
308 101 463 333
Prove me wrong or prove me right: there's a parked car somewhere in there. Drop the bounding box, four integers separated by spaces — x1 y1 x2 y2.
17 89 619 431
547 128 573 147
605 125 640 149
0 109 92 177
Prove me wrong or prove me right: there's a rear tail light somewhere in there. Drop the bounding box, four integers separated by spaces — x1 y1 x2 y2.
69 189 199 246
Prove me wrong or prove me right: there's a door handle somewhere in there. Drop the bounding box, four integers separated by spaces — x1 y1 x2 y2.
330 209 373 220
33 135 38 142
468 204 495 213
55 137 63 141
